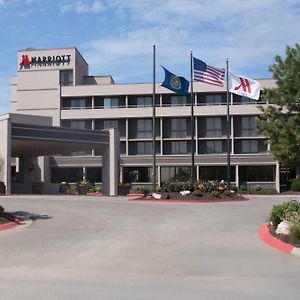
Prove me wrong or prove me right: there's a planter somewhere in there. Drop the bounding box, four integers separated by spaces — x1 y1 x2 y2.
77 185 88 195
32 181 44 194
0 182 6 194
118 185 130 196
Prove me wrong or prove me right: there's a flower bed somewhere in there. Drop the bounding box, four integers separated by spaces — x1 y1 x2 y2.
268 200 300 248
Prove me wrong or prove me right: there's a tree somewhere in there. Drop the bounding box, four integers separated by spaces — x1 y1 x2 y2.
257 44 300 177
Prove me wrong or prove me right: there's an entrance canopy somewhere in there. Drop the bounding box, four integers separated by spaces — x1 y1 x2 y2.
11 123 109 157
0 113 119 195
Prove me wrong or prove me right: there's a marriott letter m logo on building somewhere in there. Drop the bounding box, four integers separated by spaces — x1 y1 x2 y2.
20 55 31 69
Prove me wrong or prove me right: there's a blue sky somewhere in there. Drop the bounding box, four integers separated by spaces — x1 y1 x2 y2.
0 0 299 114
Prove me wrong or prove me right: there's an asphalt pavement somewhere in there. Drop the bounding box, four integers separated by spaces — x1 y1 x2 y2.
0 194 300 300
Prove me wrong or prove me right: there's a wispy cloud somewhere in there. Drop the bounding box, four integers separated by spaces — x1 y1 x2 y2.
60 0 104 14
82 0 300 81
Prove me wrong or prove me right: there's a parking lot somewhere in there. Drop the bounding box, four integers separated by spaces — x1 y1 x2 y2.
0 194 300 299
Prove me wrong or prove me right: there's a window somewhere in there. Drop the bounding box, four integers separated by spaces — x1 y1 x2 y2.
161 166 191 183
206 140 223 153
60 70 73 86
241 116 257 136
206 94 223 105
241 140 258 153
123 167 151 183
233 95 256 104
170 96 188 106
137 142 152 154
104 98 119 109
51 167 82 183
137 96 152 107
171 118 187 138
86 167 102 183
61 120 92 130
199 166 235 181
103 120 118 130
61 98 92 109
206 117 222 137
171 141 187 154
239 166 275 182
137 119 152 138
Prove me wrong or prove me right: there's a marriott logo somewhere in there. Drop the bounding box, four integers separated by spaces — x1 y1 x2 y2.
19 54 71 69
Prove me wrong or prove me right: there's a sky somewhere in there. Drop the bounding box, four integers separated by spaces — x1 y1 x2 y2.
0 0 299 114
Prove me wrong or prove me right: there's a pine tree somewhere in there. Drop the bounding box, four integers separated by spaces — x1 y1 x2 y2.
257 44 300 177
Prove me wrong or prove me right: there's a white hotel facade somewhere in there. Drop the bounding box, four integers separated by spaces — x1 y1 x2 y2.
8 47 283 193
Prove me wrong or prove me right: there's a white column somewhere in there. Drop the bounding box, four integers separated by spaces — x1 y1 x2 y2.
125 118 129 156
235 165 239 187
102 129 120 196
231 116 234 154
160 118 163 155
157 166 161 187
276 161 280 193
195 116 198 155
92 96 95 109
0 115 11 194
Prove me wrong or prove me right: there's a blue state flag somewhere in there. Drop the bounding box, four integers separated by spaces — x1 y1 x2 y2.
161 66 189 95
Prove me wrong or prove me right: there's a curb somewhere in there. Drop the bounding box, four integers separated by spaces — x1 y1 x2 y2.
129 198 248 203
258 223 300 257
0 219 33 232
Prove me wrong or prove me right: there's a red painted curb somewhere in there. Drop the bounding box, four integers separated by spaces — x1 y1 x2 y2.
129 198 248 203
258 223 294 253
0 222 19 231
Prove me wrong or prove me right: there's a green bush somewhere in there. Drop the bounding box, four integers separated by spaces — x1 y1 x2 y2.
155 186 161 193
250 188 278 195
223 189 233 197
230 185 239 192
291 178 300 191
140 186 150 195
210 190 220 198
162 181 185 192
192 190 203 197
290 222 300 240
239 185 247 194
269 200 300 227
183 180 195 192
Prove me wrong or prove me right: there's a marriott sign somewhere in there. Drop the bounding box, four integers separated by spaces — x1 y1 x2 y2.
20 54 71 69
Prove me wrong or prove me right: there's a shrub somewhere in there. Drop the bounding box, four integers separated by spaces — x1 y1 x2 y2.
210 190 220 198
155 186 161 193
290 222 300 240
67 187 77 194
269 200 300 227
140 186 150 195
192 190 203 197
239 185 247 194
162 181 184 192
250 188 278 195
223 189 233 197
291 178 300 191
230 185 239 192
183 180 195 192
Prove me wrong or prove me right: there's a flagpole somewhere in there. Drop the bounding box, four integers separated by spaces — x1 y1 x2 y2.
226 57 231 188
190 50 195 182
152 45 156 192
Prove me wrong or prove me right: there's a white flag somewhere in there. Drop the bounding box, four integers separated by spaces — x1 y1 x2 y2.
228 72 261 100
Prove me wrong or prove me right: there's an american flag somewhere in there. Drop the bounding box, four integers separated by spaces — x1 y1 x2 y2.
193 57 225 87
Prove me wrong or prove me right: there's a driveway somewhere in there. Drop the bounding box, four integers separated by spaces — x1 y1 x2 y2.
0 194 300 299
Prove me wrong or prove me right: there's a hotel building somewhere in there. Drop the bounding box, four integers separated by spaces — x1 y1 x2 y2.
8 47 282 193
